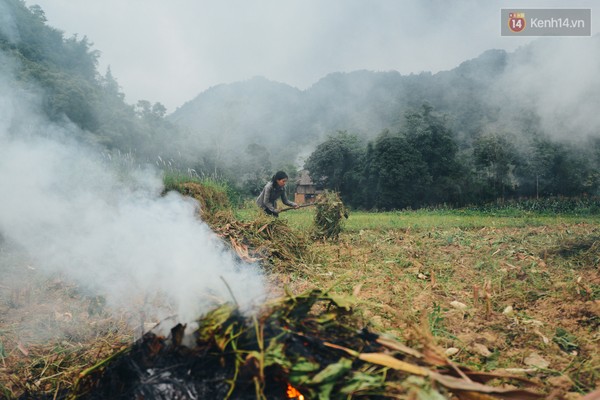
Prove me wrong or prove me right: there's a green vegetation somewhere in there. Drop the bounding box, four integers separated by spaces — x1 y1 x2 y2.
304 106 600 210
162 170 243 208
244 205 598 232
1 0 187 162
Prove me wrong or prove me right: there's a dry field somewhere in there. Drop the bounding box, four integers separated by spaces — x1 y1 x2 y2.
275 209 599 398
0 206 598 398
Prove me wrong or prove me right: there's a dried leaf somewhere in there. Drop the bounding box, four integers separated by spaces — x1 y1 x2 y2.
430 372 544 399
256 223 269 233
533 328 549 345
323 341 428 376
422 346 450 367
375 337 424 359
454 391 501 400
503 368 536 374
445 347 460 357
461 370 543 386
357 353 429 376
17 342 29 356
502 305 515 316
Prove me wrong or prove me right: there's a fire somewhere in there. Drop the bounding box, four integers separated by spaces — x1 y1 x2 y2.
286 383 305 400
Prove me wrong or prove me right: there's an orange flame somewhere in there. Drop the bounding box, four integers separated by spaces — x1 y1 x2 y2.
286 383 305 400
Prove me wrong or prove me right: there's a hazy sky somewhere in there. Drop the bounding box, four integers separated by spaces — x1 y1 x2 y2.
28 0 598 112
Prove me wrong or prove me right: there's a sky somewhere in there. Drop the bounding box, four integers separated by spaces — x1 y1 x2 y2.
28 0 599 112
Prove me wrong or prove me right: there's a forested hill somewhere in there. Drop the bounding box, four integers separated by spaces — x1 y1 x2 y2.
171 37 599 206
0 0 184 162
170 48 509 158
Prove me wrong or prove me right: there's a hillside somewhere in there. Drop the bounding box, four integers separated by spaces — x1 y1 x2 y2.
169 48 514 160
169 37 600 200
0 0 184 162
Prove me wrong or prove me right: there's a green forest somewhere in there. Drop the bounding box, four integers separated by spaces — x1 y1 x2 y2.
2 0 599 210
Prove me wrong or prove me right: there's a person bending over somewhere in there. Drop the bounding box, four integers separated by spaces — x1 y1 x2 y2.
256 171 298 217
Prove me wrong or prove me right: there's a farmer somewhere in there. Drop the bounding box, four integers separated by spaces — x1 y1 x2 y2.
256 171 298 217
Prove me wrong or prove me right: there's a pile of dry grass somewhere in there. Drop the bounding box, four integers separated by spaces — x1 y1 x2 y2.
211 211 309 268
167 181 309 269
312 191 348 241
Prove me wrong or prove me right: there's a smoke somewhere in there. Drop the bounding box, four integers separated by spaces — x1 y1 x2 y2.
493 36 600 142
0 55 265 325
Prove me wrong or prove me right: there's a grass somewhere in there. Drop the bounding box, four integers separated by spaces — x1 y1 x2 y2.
248 207 599 231
163 171 243 207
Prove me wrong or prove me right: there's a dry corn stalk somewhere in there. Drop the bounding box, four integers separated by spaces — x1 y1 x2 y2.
483 280 492 319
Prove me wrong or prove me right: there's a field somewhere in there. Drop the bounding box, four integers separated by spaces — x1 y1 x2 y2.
0 204 599 398
266 208 600 397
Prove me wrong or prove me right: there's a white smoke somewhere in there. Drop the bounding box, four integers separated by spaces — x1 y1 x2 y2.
494 36 600 142
0 56 265 324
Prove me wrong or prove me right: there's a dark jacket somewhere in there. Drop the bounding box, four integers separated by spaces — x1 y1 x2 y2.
256 181 296 213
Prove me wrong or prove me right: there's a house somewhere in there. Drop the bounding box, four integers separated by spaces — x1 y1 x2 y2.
294 170 322 205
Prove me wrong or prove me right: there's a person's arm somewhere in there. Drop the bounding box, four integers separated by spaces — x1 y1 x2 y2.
281 188 297 208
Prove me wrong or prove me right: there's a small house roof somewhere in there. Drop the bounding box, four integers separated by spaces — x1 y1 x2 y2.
296 170 314 186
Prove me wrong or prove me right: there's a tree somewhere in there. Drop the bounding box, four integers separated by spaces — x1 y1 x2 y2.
28 4 46 23
368 130 430 209
305 131 364 202
100 67 124 100
472 133 518 201
539 141 591 197
404 104 462 205
520 136 559 198
356 142 378 209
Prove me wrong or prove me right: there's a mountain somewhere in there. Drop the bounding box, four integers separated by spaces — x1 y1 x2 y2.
169 48 511 167
170 77 306 164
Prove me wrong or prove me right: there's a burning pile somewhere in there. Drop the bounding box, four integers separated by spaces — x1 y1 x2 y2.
68 290 543 400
